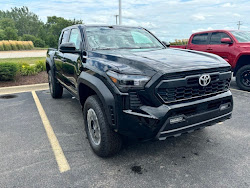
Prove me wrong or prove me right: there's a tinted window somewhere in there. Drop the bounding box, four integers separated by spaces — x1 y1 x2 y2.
192 33 208 44
69 29 81 50
60 30 70 44
210 32 231 44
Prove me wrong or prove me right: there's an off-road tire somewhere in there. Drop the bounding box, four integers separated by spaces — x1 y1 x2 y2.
236 65 250 91
48 70 63 98
83 95 122 157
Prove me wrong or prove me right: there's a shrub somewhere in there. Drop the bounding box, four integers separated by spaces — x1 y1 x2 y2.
8 40 18 50
34 38 46 47
170 39 189 46
19 63 37 76
34 60 46 72
22 34 37 42
2 40 11 50
22 41 34 49
0 62 19 81
0 40 34 50
0 41 4 51
15 41 24 50
27 41 34 49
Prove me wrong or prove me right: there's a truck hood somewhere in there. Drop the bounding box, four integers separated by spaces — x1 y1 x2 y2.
90 48 229 76
237 43 250 50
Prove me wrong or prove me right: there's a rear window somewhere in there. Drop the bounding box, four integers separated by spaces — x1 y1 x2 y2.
192 33 208 44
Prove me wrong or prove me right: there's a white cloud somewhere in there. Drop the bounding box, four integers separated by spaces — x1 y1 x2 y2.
233 13 241 17
222 3 236 7
192 27 213 33
191 14 206 21
2 0 250 42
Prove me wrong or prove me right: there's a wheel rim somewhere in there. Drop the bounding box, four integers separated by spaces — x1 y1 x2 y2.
48 72 52 94
241 70 250 87
87 108 101 145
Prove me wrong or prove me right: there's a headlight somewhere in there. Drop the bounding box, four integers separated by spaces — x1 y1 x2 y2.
107 70 150 92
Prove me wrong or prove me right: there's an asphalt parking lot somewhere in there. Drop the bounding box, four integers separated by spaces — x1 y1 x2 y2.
0 79 249 188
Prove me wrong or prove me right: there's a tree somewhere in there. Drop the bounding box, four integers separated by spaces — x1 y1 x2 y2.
0 18 15 29
1 6 43 37
44 16 83 47
0 7 83 48
4 27 18 40
0 29 6 40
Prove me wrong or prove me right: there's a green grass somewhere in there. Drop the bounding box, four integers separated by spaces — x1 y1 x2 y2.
34 47 48 50
0 57 45 65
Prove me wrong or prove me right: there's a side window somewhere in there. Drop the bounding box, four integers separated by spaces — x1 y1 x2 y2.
69 28 81 50
60 30 70 44
192 33 208 44
210 32 231 44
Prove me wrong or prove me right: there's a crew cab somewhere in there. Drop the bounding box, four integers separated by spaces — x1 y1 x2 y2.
171 30 250 91
46 25 233 157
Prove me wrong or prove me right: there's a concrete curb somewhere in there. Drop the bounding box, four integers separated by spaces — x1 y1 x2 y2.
0 83 49 95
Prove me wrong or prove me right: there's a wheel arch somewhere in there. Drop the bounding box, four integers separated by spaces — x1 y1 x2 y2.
46 57 53 73
77 72 116 128
234 55 250 76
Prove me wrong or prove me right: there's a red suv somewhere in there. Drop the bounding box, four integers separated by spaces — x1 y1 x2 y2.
172 30 250 91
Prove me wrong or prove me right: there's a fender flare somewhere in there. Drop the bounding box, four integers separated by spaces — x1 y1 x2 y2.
233 53 250 75
77 72 116 128
46 57 54 72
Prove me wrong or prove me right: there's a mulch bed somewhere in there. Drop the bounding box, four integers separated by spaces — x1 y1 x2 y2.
0 71 48 87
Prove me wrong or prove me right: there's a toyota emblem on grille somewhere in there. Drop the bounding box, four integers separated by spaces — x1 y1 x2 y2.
199 74 211 86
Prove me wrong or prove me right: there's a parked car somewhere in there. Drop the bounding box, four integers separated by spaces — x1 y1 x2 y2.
46 25 233 157
170 30 250 91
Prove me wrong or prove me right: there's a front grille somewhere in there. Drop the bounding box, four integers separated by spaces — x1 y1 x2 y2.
156 70 231 103
129 92 142 109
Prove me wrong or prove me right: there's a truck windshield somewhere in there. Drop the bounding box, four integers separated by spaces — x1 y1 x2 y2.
230 31 250 43
85 26 164 50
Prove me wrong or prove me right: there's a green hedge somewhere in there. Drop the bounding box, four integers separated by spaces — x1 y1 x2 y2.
0 61 46 81
0 62 19 81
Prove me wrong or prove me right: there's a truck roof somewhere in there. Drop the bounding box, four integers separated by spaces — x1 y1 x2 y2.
192 29 241 35
62 24 142 31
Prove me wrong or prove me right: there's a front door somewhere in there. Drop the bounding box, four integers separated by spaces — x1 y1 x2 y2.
62 28 82 94
207 32 235 65
55 29 70 82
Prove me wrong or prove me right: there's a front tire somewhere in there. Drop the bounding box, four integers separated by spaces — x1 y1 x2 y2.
83 95 122 157
48 70 63 98
236 65 250 91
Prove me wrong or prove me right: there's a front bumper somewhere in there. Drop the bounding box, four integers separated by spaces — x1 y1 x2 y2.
117 91 233 140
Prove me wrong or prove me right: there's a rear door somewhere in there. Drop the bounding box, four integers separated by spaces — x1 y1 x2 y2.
188 33 209 51
62 28 82 93
54 29 70 82
207 32 235 64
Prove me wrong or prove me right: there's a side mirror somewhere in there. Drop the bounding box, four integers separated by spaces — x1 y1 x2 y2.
59 42 77 53
221 38 233 44
162 41 170 47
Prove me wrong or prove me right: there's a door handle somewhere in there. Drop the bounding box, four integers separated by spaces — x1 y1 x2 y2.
207 48 213 50
61 58 66 62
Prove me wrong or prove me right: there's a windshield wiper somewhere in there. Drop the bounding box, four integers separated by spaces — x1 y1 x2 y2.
93 47 119 50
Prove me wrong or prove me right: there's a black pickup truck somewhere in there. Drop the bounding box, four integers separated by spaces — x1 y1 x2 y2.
46 25 233 157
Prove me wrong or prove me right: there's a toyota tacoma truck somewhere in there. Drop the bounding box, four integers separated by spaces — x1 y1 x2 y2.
46 25 233 157
170 30 250 91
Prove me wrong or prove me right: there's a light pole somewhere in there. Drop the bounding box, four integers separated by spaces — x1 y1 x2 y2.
114 15 119 25
119 0 122 25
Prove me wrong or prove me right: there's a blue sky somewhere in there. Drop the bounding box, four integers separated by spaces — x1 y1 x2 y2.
1 0 250 41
